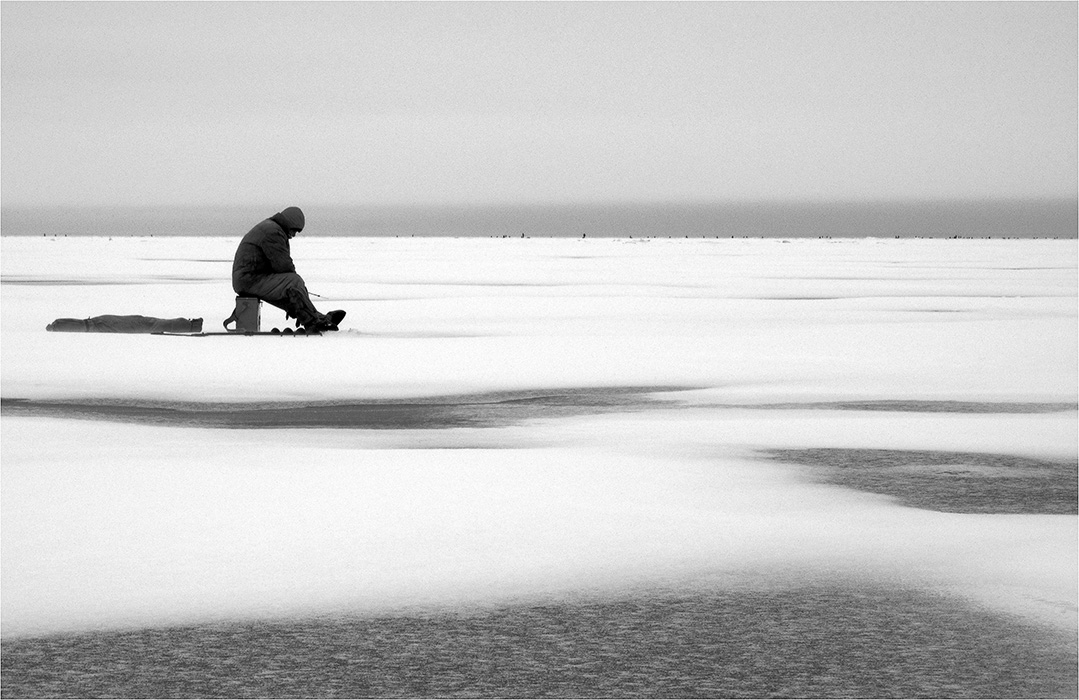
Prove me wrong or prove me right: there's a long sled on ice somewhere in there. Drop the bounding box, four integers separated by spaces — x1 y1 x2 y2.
154 327 329 337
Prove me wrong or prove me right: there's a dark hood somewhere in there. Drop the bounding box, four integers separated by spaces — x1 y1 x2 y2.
271 206 305 233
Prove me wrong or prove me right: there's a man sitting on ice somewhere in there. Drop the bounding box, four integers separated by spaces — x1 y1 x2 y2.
232 206 345 332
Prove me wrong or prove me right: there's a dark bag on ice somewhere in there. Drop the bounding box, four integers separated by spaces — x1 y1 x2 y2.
47 315 203 334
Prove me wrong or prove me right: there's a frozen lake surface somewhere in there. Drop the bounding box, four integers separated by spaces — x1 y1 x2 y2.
2 236 1076 696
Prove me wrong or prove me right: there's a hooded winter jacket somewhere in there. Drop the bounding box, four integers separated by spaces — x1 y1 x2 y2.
232 208 305 294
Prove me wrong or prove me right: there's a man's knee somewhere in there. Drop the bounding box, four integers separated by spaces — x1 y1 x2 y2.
240 272 307 303
275 272 308 295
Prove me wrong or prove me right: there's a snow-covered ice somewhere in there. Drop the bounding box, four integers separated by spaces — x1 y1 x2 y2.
2 235 1076 637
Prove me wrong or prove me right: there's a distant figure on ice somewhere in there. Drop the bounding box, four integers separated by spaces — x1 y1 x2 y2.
232 206 345 331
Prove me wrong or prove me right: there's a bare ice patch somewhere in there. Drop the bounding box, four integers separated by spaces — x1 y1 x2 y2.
2 394 1073 432
764 448 1078 514
2 585 1075 699
0 386 692 430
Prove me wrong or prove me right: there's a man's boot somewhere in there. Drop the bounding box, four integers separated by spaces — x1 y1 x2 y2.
319 309 347 331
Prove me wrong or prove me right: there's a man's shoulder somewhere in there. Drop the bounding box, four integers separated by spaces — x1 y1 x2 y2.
242 218 287 244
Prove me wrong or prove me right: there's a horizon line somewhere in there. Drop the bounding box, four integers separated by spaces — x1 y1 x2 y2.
3 197 1074 238
3 196 1077 211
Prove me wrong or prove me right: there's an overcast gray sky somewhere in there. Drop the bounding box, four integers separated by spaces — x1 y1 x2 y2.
2 1 1076 207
